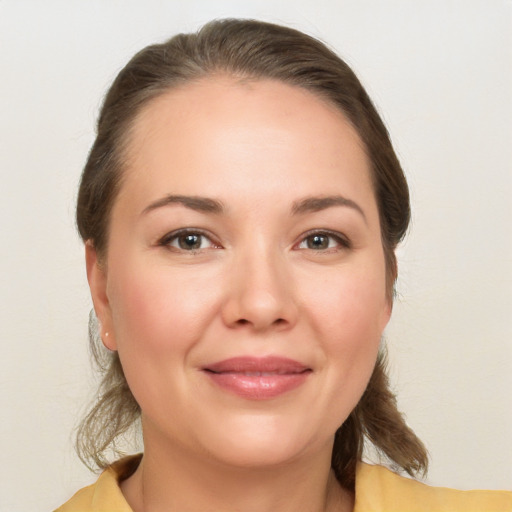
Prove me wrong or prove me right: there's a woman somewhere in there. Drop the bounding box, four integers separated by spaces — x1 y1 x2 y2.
56 18 511 512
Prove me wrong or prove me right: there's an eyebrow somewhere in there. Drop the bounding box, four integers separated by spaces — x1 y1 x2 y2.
141 195 224 215
292 195 367 223
141 193 366 222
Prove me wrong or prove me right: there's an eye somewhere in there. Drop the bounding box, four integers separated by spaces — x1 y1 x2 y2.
296 231 350 251
158 229 218 251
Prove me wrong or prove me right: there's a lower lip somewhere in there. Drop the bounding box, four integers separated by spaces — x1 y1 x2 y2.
205 371 310 400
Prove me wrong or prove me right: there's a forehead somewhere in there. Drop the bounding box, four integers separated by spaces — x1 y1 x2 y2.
117 76 376 217
127 75 366 157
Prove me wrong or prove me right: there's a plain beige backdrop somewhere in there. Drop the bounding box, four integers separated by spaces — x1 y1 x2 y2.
0 1 511 510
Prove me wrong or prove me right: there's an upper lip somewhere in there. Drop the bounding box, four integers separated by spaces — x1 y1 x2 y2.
203 356 310 374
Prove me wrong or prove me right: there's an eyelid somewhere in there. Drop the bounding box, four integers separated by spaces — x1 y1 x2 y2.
294 229 351 250
157 228 221 251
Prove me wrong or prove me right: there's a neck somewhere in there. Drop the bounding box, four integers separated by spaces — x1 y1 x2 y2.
121 432 353 512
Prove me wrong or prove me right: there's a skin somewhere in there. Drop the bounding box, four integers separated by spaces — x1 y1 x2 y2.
87 76 391 512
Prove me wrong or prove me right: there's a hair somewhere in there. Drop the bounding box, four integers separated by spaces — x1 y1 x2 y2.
75 18 428 489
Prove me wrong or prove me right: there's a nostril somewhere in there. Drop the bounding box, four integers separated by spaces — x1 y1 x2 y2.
236 318 286 327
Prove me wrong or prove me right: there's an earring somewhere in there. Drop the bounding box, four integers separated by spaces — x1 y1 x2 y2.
102 331 115 352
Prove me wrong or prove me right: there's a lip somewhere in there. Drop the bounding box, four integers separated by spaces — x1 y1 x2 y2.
202 356 311 400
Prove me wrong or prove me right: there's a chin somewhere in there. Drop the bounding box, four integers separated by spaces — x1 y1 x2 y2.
206 439 305 470
195 413 330 470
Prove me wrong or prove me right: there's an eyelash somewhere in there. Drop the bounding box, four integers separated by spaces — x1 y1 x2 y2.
158 229 219 252
295 230 351 251
157 229 351 253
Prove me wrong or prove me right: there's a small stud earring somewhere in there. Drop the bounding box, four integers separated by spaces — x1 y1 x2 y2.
105 332 109 337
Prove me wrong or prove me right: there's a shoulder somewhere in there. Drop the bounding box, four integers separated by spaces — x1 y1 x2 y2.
354 462 512 512
54 455 141 512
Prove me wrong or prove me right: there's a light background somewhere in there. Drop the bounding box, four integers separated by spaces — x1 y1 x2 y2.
0 1 510 510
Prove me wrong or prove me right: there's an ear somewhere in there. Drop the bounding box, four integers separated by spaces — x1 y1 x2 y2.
85 241 117 351
379 298 393 333
382 252 397 325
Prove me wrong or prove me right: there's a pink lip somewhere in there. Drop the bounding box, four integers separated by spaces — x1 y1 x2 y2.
203 356 311 400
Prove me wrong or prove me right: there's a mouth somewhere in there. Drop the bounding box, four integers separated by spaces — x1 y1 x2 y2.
202 356 312 400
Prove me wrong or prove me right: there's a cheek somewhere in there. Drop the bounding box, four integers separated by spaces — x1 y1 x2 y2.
304 265 388 400
325 281 384 369
306 263 389 340
107 258 219 355
105 259 223 416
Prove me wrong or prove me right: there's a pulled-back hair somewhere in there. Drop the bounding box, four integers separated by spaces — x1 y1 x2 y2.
76 18 427 489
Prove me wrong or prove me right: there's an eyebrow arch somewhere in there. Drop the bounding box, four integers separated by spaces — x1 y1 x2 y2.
292 195 367 223
141 195 224 215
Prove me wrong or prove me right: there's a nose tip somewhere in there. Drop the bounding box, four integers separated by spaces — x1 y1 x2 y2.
221 258 298 332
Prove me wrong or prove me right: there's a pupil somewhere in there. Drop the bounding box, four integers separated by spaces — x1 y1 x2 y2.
309 235 328 249
179 234 201 250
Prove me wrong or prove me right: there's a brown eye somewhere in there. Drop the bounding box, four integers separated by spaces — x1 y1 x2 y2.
306 234 330 250
159 230 217 251
296 231 350 251
178 233 202 250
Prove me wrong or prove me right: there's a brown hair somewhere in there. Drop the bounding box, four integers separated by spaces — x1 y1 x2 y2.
76 18 427 489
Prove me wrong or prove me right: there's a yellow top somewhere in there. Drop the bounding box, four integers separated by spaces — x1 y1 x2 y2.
55 456 512 512
354 463 511 512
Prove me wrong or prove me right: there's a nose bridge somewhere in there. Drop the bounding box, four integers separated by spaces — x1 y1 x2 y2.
223 235 297 330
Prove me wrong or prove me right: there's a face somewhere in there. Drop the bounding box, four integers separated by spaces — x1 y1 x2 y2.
87 77 391 469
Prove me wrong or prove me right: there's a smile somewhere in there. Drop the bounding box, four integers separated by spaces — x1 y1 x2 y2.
203 356 312 400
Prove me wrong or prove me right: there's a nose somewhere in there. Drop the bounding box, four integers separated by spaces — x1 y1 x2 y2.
221 248 299 332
